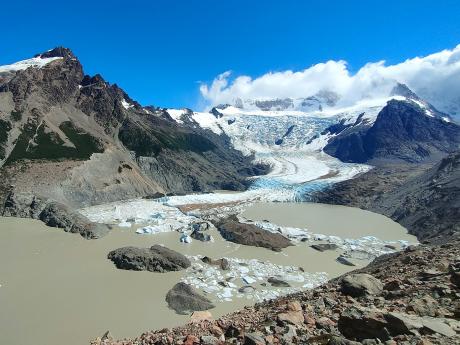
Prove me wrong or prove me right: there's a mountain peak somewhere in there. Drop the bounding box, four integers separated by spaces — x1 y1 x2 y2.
390 82 419 100
35 47 76 60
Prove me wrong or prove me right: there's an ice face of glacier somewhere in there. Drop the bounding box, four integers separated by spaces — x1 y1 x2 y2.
162 100 393 200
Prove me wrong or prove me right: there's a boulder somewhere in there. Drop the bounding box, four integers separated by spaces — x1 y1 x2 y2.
268 277 290 287
340 274 383 297
383 279 401 291
200 335 219 345
287 301 302 312
107 245 190 272
190 311 213 323
184 335 199 345
40 202 110 239
244 333 266 345
384 312 456 337
406 295 439 317
336 256 356 266
166 282 215 315
2 192 110 239
277 310 304 326
238 285 255 293
218 220 292 251
338 307 457 341
337 307 390 341
311 243 339 252
451 271 460 288
201 256 230 270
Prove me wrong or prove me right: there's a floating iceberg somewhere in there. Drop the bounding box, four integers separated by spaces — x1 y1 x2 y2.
180 234 192 244
135 225 174 235
242 276 256 284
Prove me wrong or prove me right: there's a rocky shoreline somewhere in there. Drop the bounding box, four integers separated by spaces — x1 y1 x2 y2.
1 190 110 239
92 239 460 345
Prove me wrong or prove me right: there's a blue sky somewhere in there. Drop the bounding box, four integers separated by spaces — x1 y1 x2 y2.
2 0 460 109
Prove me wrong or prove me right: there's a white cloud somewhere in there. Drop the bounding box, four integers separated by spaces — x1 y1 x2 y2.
200 44 460 118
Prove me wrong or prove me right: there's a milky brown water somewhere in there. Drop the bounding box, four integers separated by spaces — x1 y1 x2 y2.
0 203 416 345
242 202 416 242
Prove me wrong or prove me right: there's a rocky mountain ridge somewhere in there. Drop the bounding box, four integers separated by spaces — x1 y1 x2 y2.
323 99 460 164
0 47 268 238
314 150 460 241
0 48 267 235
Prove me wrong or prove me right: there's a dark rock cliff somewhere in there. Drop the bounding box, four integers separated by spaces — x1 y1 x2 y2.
324 100 460 163
314 151 460 241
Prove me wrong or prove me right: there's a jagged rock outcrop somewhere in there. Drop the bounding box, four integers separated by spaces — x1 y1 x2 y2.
107 245 191 272
1 191 109 239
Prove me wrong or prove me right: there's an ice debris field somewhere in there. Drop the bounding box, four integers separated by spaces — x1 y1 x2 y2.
182 256 329 303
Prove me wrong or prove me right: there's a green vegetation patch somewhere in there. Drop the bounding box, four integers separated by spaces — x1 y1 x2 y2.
0 119 12 159
10 110 22 122
119 126 216 158
5 120 104 165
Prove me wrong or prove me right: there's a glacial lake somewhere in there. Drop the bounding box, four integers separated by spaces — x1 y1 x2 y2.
0 202 417 345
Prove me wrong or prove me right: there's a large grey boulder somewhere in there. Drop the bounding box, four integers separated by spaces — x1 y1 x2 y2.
165 282 215 315
340 273 383 297
338 307 390 341
39 202 110 239
385 312 456 337
218 220 292 251
338 307 457 341
107 245 190 272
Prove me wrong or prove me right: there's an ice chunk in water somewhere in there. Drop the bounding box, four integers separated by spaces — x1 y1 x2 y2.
242 276 256 284
136 226 153 234
118 221 132 228
180 234 192 244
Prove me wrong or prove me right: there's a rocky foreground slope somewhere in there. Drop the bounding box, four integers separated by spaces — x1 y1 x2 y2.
93 238 460 345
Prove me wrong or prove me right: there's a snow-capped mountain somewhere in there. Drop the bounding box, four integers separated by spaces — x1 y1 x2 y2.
166 83 460 179
167 83 453 155
228 90 340 112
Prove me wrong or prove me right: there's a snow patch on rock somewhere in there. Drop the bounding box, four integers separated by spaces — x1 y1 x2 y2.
121 99 134 110
0 56 62 73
